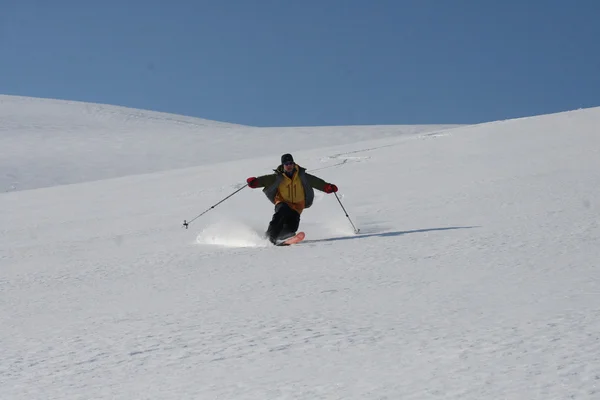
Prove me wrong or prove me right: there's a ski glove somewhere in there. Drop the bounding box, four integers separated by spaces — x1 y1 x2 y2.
246 177 259 188
324 184 338 193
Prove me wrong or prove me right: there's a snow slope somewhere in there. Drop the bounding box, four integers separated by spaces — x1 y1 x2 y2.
0 95 456 191
2 100 600 399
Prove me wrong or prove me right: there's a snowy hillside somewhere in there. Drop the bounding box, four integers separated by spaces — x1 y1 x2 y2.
0 95 456 191
2 101 600 399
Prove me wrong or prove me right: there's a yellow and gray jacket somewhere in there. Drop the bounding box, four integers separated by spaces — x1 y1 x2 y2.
254 164 328 214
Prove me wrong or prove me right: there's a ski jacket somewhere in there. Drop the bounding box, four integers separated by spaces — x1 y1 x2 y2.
254 164 328 214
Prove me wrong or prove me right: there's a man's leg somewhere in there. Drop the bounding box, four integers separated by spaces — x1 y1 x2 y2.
266 203 300 243
266 203 289 243
280 207 300 239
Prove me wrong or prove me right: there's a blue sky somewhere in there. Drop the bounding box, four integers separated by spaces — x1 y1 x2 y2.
1 0 599 126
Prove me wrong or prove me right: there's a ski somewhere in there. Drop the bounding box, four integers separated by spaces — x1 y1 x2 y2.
275 232 305 246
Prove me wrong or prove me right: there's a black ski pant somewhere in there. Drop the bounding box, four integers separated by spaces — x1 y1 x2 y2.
266 202 300 243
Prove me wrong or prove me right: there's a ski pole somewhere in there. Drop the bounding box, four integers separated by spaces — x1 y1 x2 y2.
182 184 247 229
334 192 360 234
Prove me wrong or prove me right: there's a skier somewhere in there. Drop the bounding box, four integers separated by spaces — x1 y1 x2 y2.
246 153 338 244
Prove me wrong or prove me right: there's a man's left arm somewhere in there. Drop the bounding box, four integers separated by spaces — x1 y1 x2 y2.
306 173 337 193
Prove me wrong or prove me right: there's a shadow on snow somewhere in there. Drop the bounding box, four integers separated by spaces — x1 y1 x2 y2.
303 226 478 244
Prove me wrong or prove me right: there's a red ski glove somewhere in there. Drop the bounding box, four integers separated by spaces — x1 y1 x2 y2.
246 177 259 188
324 183 338 193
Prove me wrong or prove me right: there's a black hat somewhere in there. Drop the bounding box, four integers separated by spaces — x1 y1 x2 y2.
281 153 294 164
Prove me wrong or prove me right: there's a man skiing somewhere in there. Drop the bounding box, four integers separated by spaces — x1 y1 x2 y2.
246 153 338 244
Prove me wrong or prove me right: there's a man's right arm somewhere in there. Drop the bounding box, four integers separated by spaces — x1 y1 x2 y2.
247 174 276 188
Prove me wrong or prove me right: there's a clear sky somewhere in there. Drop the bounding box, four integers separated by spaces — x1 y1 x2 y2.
1 0 599 127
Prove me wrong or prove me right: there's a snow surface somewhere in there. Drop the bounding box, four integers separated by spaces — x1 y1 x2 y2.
0 95 456 192
2 97 600 399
